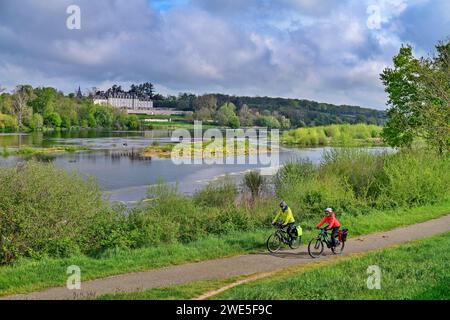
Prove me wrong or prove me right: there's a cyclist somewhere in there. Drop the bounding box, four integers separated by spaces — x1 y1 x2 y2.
316 207 340 248
272 201 296 247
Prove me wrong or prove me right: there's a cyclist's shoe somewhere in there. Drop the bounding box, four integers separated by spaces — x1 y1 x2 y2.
289 238 295 249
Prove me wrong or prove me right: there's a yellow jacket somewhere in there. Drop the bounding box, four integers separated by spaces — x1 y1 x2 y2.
272 206 295 226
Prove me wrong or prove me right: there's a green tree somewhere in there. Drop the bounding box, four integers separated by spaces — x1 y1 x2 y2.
381 41 450 153
256 115 281 129
29 87 57 115
46 112 62 128
216 102 240 128
94 106 114 128
127 114 140 130
29 113 44 131
0 113 18 132
0 93 14 115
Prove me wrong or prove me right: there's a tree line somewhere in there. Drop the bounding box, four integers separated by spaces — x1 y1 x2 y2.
0 85 140 132
156 93 386 129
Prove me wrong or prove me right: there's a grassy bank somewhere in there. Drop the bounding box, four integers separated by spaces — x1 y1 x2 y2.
281 124 383 147
215 232 450 300
0 201 448 296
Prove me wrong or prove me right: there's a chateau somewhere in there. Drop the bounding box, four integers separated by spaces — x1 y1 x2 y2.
93 94 154 114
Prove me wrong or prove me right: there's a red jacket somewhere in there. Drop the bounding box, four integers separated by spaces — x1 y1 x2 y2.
316 212 340 229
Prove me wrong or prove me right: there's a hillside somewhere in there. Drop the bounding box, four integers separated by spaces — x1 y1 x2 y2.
155 93 386 127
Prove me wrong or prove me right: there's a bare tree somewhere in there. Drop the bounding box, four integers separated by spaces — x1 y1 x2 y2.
13 85 32 128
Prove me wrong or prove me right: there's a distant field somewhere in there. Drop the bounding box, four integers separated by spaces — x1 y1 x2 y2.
135 114 220 129
135 114 186 120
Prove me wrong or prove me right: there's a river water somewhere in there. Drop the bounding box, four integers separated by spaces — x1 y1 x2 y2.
0 131 390 205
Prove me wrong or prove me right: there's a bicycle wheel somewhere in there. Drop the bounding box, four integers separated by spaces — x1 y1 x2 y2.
308 238 324 258
331 241 345 255
289 236 301 249
267 233 282 253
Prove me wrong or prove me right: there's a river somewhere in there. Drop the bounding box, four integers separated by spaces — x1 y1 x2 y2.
0 130 391 205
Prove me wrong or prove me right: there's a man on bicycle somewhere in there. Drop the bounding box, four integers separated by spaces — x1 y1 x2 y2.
316 207 340 247
272 201 296 247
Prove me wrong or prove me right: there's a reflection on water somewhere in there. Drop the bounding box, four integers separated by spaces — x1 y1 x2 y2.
0 131 392 204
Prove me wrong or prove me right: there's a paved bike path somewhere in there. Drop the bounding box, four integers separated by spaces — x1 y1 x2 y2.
4 214 450 300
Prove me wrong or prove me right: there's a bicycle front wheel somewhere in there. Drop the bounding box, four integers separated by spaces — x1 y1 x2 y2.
267 233 282 253
308 238 324 258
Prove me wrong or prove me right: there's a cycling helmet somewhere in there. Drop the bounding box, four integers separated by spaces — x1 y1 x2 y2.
325 207 333 213
280 201 287 210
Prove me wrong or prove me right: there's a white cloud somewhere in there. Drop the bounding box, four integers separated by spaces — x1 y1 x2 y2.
0 0 446 109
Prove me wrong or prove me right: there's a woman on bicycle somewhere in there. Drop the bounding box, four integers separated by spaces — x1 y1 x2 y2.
272 201 296 247
316 207 340 247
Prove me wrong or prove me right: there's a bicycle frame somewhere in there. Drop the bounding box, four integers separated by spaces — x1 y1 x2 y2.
275 227 290 244
318 229 334 247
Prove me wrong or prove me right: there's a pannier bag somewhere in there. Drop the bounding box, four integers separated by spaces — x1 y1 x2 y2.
339 228 349 241
296 225 303 237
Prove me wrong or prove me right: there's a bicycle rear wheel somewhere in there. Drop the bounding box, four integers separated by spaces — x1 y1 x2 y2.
308 238 324 258
267 233 282 253
332 241 345 255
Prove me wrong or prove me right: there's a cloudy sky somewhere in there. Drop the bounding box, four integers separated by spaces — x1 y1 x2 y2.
0 0 448 109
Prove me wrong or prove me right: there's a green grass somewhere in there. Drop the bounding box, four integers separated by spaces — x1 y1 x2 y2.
97 276 243 300
0 200 448 297
136 114 187 120
0 230 268 297
214 232 450 300
142 121 219 130
1 145 90 157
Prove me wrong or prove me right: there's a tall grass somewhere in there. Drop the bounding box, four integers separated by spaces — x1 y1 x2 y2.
275 148 450 219
242 171 266 200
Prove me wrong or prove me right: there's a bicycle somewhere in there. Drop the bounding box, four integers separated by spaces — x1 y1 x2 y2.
266 223 301 253
308 227 346 258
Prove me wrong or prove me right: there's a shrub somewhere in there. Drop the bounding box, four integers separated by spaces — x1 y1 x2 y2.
0 162 104 263
0 113 18 132
321 148 389 201
243 171 265 200
274 160 316 195
378 149 450 208
193 177 237 208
